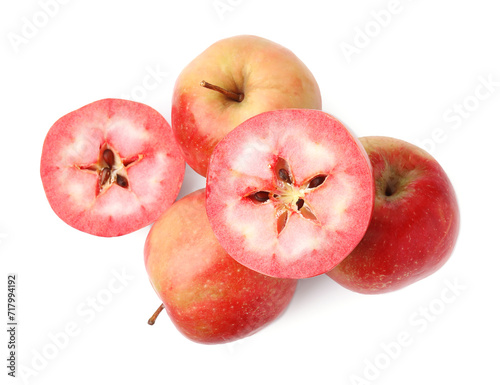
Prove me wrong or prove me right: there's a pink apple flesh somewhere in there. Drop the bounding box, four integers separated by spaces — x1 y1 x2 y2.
144 189 297 344
40 99 185 237
327 136 460 294
206 109 374 279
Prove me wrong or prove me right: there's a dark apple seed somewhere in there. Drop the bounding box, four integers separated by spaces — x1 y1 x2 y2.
103 149 115 167
253 191 270 202
296 198 305 210
308 175 327 189
279 168 291 184
116 174 129 188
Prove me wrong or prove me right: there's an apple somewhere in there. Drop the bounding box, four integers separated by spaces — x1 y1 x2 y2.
327 136 460 294
171 34 322 177
144 189 297 344
40 98 185 237
205 109 374 279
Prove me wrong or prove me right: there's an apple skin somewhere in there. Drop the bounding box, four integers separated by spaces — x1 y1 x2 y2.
144 189 297 344
327 136 460 294
171 34 322 177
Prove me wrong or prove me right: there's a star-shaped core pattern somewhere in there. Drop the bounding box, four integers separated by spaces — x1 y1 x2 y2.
76 144 143 197
245 157 327 235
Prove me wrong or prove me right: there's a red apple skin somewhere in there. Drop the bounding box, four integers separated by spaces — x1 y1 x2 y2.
171 35 322 177
327 136 460 294
144 189 297 344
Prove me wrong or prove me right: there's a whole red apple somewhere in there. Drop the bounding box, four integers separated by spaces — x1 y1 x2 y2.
144 189 297 344
327 136 460 294
171 34 322 176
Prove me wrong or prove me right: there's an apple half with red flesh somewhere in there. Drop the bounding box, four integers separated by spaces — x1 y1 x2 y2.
327 136 460 294
144 189 297 344
40 99 185 237
171 34 322 177
206 109 375 279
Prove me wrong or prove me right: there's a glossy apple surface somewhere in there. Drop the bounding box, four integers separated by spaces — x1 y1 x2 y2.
171 34 322 176
144 189 297 344
327 136 460 294
206 109 374 279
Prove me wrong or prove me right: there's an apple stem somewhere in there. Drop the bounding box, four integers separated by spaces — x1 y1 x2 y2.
148 303 165 326
200 80 244 102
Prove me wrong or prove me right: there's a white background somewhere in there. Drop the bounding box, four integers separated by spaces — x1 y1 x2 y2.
1 0 499 384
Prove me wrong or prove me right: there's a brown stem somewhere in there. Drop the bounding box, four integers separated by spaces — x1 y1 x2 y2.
148 303 165 325
200 80 244 102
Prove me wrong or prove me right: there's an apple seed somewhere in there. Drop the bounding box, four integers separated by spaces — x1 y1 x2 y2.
307 175 327 189
116 174 129 189
102 148 115 167
252 191 270 203
279 168 292 184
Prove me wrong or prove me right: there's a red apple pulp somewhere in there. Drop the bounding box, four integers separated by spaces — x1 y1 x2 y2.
171 35 322 176
327 136 460 294
206 109 374 279
40 99 185 237
144 189 297 344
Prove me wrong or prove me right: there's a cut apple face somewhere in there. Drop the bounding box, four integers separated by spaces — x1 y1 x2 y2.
40 99 185 237
206 109 375 279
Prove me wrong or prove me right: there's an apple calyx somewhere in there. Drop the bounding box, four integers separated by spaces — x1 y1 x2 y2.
383 176 399 197
77 143 143 196
147 303 165 326
200 80 244 102
378 166 413 199
245 157 327 235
